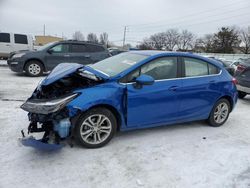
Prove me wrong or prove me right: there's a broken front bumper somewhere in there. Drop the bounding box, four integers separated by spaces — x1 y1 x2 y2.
20 136 63 151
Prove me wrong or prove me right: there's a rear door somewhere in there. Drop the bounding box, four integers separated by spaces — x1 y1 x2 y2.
45 43 70 70
85 44 110 63
126 56 182 128
69 43 94 65
0 33 12 55
178 57 221 121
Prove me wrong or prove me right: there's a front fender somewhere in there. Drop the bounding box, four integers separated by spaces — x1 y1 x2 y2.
66 82 127 128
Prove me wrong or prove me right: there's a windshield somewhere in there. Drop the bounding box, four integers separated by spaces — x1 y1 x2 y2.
37 42 57 51
89 52 148 76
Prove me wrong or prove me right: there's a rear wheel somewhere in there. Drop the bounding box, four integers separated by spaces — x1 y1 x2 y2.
238 91 247 99
208 98 231 127
75 108 117 148
24 60 44 76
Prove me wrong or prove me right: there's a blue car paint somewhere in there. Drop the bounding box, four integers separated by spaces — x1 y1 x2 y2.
43 51 237 131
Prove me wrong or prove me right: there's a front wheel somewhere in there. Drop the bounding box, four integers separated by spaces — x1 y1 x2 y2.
75 108 117 148
208 99 231 127
24 60 44 77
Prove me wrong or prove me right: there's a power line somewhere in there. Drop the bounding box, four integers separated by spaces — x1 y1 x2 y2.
127 0 248 28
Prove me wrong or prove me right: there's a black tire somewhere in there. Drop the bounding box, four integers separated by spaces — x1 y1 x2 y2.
24 60 44 77
75 107 117 148
208 98 231 127
238 91 247 99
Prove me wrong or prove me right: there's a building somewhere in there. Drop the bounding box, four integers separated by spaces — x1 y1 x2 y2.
35 35 63 46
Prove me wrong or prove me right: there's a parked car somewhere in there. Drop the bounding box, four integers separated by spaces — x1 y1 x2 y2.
7 40 110 76
0 32 33 58
234 58 250 99
20 51 238 150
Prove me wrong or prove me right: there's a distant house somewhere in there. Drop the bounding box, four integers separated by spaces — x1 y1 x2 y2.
35 35 63 46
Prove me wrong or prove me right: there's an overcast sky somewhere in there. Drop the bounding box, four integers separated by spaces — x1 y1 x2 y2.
0 0 249 46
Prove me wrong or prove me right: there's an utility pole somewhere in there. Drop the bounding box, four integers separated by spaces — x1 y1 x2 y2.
43 24 46 36
122 26 127 49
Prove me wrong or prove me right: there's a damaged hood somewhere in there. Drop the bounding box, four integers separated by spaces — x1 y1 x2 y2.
41 63 109 86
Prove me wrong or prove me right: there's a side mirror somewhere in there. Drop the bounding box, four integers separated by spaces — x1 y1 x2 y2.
134 74 154 88
47 49 54 54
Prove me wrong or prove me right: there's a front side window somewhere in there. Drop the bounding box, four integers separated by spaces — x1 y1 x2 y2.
14 34 28 44
121 57 178 83
50 44 69 53
141 57 177 80
0 33 10 43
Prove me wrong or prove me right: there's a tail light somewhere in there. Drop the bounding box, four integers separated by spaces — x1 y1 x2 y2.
237 64 246 72
232 77 238 85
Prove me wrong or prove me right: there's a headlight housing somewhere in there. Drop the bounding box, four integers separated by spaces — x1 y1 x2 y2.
20 93 78 115
12 53 26 59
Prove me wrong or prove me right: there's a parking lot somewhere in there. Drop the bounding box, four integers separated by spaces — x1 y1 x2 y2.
0 65 250 188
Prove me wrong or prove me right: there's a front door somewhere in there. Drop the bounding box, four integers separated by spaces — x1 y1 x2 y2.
45 43 70 70
126 56 182 128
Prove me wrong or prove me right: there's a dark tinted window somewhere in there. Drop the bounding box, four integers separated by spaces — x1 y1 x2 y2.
14 34 28 44
50 44 69 53
71 44 86 53
0 33 10 43
85 44 105 52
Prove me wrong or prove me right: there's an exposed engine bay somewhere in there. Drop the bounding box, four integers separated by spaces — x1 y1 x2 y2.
20 65 104 150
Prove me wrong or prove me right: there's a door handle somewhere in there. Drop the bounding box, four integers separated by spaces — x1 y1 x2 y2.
64 54 70 57
84 55 90 58
168 86 179 91
209 80 216 83
6 44 10 46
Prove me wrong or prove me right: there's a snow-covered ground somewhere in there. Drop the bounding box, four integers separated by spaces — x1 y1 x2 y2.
1 66 250 188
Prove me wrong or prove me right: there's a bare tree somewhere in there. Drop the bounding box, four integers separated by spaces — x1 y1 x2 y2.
87 33 99 43
99 32 109 45
149 32 166 50
177 30 195 51
137 38 155 50
194 34 214 52
164 29 180 51
239 27 250 54
72 31 84 41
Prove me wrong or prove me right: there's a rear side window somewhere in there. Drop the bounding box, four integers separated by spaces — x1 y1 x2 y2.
71 44 86 53
0 33 10 43
85 44 105 52
14 34 28 44
184 58 208 77
184 57 219 77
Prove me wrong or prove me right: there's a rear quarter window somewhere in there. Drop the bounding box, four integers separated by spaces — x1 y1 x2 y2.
0 33 10 43
14 34 28 44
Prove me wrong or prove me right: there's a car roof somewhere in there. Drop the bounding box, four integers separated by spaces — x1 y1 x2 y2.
129 50 222 67
56 40 105 47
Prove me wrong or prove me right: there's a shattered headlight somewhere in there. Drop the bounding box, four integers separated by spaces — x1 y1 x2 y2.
20 93 78 115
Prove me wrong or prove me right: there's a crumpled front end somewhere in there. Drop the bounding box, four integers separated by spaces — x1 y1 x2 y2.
20 63 104 150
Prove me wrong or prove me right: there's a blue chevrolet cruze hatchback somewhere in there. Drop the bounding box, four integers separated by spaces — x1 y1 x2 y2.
21 51 238 149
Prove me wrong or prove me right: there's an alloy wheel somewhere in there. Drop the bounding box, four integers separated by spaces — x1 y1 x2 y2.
80 114 112 145
213 102 229 124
